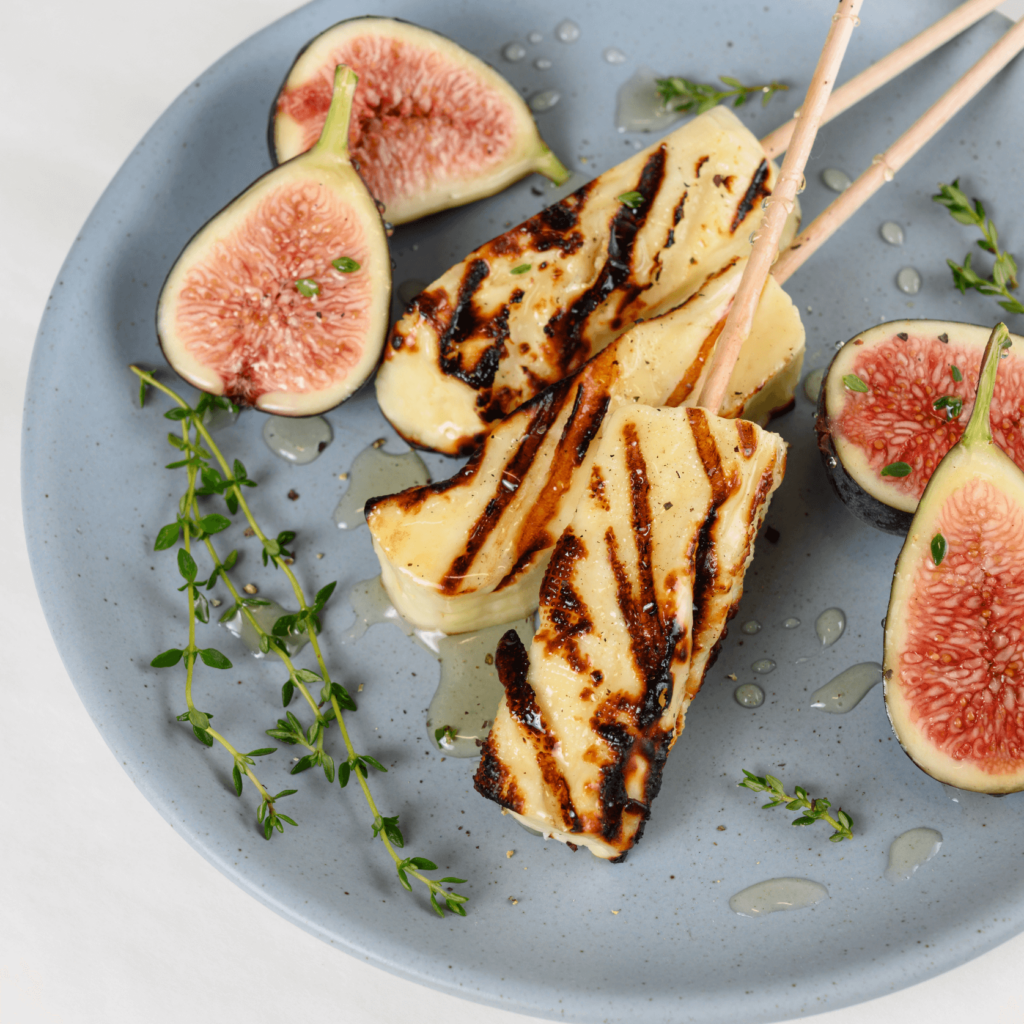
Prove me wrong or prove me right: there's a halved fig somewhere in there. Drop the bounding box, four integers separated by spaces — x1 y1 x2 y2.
816 320 1024 534
271 17 570 225
884 323 1024 793
157 66 390 416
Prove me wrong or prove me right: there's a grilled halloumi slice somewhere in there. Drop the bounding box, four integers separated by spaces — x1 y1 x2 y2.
473 404 786 859
366 260 802 634
377 105 793 455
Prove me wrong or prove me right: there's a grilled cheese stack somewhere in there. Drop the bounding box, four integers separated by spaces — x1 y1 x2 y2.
377 105 797 455
473 405 786 859
366 262 802 634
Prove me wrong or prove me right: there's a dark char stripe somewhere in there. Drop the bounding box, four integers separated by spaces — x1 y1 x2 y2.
489 629 581 832
495 370 614 592
686 408 738 638
542 146 668 374
441 378 574 594
538 529 592 673
730 160 770 234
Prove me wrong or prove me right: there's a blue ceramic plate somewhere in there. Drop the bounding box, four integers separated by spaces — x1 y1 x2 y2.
23 3 1024 1021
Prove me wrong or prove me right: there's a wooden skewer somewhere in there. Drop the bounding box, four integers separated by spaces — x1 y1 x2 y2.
697 0 865 413
773 14 1024 286
760 0 1007 158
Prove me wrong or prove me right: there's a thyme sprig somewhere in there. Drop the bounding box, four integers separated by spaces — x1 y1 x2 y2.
656 75 788 115
933 180 1023 316
738 770 854 843
132 366 469 916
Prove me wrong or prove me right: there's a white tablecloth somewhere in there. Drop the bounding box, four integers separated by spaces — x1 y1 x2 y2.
5 2 1024 1021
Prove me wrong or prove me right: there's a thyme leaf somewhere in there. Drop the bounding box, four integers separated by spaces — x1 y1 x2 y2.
656 75 788 115
130 366 470 917
933 180 1024 316
738 770 854 843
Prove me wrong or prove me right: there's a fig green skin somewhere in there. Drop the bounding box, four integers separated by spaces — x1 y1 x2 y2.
814 341 913 537
269 16 570 225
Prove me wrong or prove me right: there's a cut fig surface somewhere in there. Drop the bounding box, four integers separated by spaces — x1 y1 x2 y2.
884 324 1024 792
817 319 1024 533
273 17 569 225
158 66 391 416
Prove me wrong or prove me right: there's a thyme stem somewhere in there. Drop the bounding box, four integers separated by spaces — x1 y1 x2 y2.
132 365 469 915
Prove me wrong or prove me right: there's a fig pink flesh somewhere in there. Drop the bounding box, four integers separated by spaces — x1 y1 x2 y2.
833 332 1024 500
277 33 520 211
174 180 373 403
899 477 1024 773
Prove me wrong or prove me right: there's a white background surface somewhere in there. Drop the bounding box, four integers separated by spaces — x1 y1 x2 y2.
5 2 1024 1022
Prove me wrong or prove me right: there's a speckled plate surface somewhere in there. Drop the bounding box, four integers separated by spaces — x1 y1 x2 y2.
22 3 1024 1021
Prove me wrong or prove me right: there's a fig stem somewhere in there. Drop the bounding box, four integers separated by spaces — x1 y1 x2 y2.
534 145 571 186
313 64 358 162
962 322 1011 449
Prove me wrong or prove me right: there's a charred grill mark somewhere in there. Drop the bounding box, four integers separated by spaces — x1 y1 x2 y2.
438 260 488 345
731 160 770 234
541 201 581 232
604 525 680 730
695 155 709 177
411 287 449 334
687 407 739 638
736 420 758 458
713 174 735 191
541 147 668 374
496 630 544 731
589 464 610 511
664 309 729 408
473 735 525 813
538 530 592 673
433 259 517 393
494 370 616 591
570 391 611 464
488 233 523 258
492 630 581 832
441 378 574 593
537 750 582 831
673 191 688 226
519 189 589 255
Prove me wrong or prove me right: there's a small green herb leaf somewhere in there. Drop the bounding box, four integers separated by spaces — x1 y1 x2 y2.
932 394 963 420
617 191 644 209
155 523 180 550
331 256 360 273
177 548 198 583
510 263 532 275
935 181 1020 315
931 532 947 566
295 278 320 297
739 769 854 843
655 74 787 115
198 513 231 535
842 373 869 393
198 647 232 669
880 461 912 478
151 648 184 668
312 581 337 612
